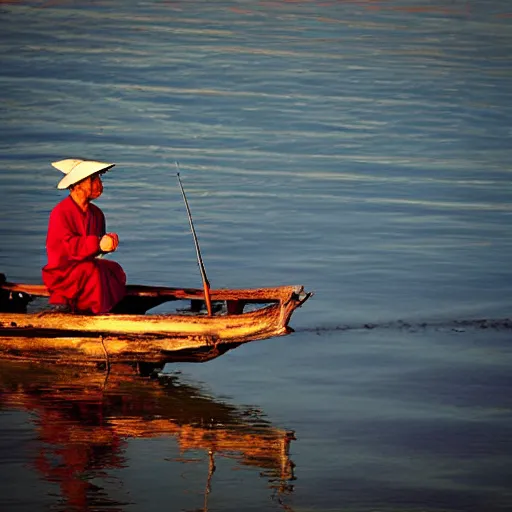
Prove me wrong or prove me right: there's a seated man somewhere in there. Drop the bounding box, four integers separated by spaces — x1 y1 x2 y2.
42 159 126 314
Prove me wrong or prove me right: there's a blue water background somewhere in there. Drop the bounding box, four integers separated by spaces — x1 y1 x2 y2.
1 1 511 511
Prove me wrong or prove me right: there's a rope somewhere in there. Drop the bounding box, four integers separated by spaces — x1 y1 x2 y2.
100 335 111 374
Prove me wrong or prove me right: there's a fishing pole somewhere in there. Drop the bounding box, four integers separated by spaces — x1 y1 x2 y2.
175 162 213 316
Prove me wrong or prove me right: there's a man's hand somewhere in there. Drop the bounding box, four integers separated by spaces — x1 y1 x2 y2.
100 233 119 253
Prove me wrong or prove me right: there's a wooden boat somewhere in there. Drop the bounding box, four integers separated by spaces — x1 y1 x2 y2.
0 272 312 366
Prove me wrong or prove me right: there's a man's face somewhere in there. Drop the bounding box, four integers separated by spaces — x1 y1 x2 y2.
90 173 104 199
76 173 103 200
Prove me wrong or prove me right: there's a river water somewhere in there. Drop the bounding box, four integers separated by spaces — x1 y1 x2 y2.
1 1 511 511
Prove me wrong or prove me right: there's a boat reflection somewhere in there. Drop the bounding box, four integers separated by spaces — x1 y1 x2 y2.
0 362 295 511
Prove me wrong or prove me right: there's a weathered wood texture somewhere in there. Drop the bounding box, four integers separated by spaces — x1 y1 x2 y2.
2 279 301 302
0 282 312 365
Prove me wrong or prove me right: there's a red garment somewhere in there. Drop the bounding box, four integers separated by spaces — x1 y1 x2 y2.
42 196 126 314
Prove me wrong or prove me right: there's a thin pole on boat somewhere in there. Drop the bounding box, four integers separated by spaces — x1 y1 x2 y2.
175 162 213 316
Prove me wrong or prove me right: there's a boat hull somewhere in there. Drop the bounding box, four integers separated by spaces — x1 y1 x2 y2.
0 283 311 365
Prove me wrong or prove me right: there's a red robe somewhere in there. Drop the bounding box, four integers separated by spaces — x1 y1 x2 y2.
42 196 126 314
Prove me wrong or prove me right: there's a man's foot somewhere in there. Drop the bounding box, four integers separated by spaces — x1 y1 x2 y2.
50 303 72 313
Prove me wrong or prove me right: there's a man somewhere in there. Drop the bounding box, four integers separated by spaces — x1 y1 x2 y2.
42 159 126 314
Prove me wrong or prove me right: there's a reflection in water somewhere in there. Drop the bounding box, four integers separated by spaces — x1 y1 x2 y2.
0 362 295 511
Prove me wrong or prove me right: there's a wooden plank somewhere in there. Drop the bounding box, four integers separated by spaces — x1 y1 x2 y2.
1 280 303 303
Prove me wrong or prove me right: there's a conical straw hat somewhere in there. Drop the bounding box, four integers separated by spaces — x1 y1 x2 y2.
52 159 115 189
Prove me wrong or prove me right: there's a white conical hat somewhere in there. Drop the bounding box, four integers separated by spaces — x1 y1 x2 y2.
52 159 115 189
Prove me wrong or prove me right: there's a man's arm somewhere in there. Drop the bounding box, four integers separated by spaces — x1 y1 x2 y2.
47 206 101 261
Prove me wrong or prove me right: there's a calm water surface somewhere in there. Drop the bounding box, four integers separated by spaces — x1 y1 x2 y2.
1 1 511 511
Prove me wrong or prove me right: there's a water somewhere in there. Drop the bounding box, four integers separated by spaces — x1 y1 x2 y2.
1 0 512 510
